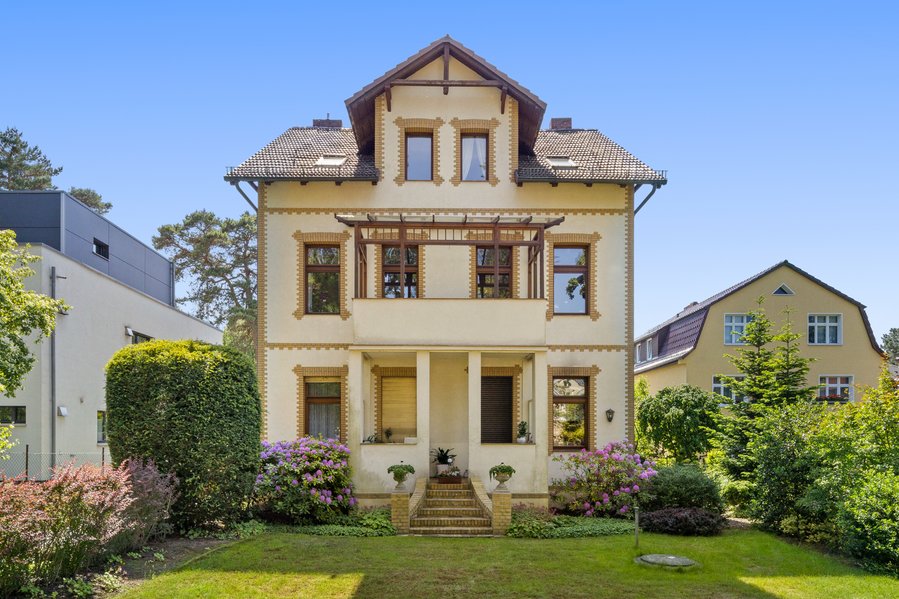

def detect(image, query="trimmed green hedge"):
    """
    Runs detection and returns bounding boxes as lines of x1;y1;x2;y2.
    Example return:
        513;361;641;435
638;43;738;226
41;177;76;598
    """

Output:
106;340;260;529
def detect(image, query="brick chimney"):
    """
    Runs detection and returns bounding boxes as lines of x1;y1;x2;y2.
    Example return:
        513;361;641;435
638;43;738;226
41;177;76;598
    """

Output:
550;117;572;130
312;116;343;128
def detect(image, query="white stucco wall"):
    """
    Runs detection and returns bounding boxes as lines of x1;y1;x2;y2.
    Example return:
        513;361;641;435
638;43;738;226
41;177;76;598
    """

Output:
1;245;222;474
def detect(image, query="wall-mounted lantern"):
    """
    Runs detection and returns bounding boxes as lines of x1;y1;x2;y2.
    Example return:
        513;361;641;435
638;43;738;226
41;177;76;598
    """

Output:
605;408;615;422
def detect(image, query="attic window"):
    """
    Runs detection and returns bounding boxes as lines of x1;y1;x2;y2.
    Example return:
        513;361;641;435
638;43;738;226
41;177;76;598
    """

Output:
773;284;795;296
315;154;348;167
546;155;577;168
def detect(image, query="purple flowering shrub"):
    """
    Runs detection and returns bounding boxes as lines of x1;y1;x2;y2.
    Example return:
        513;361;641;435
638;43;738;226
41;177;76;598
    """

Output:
550;442;657;517
256;438;356;523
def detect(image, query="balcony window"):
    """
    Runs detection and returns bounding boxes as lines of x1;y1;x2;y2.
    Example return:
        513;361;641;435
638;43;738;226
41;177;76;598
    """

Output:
382;246;418;298
476;246;511;298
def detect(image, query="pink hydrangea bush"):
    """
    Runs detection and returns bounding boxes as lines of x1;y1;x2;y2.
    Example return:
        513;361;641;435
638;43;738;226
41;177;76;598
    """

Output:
256;438;356;523
551;442;657;517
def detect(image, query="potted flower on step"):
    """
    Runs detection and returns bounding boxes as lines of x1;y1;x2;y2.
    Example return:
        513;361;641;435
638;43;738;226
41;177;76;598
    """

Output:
387;462;415;490
489;463;516;490
516;421;528;443
430;447;456;475
435;465;464;484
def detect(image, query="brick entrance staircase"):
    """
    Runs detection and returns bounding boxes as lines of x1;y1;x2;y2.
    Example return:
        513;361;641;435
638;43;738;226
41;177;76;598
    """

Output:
410;479;493;536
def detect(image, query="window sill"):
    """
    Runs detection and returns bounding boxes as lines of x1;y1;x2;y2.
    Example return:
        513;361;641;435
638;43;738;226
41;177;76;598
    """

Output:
552;447;589;453
480;442;535;446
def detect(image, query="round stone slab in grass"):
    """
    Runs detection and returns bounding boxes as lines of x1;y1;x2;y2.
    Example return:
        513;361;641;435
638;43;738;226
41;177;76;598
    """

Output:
635;554;698;569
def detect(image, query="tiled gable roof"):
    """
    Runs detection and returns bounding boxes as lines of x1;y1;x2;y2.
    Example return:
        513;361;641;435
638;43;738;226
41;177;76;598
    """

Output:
225;128;378;182
225;127;664;184
517;129;666;184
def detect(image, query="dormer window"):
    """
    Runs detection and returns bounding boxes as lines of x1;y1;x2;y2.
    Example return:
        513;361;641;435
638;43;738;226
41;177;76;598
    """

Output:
547;155;577;168
316;154;348;167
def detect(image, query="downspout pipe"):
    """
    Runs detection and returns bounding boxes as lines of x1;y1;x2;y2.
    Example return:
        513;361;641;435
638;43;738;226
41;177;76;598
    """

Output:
50;266;58;468
231;181;258;212
634;183;661;216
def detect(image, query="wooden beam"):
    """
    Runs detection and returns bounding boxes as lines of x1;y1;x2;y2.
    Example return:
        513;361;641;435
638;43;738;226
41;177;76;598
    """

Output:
384;85;391;111
500;86;507;114
390;79;504;88
443;45;450;95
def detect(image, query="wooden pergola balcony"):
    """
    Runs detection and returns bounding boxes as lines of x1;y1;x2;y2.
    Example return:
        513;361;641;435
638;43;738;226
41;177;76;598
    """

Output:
335;213;564;300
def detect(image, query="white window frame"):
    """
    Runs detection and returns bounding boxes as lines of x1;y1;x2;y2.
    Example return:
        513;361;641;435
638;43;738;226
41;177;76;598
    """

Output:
635;344;641;363
808;313;842;345
818;375;853;402
646;338;654;360
712;375;746;404
724;313;751;345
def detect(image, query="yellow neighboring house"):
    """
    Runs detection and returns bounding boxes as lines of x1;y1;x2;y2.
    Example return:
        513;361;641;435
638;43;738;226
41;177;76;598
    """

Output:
225;37;666;510
634;260;883;402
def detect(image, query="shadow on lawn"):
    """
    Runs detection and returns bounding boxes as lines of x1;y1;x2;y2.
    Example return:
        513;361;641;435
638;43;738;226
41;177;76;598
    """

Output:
142;530;899;599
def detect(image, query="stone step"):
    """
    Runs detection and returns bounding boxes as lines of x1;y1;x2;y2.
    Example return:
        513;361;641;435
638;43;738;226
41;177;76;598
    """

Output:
411;517;491;528
410;526;493;537
417;507;485;518
426;489;474;498
426;482;469;491
423;498;477;508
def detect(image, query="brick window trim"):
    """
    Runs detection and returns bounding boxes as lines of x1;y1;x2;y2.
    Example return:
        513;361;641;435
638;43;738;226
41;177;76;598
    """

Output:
372;366;417;439
545;232;601;321
394;117;445;186
450;117;500;187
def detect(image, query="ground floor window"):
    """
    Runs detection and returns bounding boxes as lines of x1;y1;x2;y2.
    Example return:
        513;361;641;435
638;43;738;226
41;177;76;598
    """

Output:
306;378;342;439
552;377;587;449
380;376;417;440
712;375;746;403
97;410;108;443
481;376;513;443
819;375;853;402
0;405;26;425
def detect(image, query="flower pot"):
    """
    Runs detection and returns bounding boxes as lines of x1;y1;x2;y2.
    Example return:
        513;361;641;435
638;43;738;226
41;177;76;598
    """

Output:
516;437;527;444
392;472;409;491
493;472;511;490
436;463;450;475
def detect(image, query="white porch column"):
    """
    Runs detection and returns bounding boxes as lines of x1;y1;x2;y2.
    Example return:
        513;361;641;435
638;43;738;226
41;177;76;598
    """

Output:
533;351;549;486
347;350;364;449
416;351;430;450
467;351;482;477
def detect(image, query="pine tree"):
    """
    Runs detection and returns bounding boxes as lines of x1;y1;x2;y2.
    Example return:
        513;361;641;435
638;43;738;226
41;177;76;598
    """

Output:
0;127;62;190
770;308;818;406
68;186;112;215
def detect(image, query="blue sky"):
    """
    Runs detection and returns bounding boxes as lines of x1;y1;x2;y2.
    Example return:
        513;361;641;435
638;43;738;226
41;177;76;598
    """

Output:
3;1;897;339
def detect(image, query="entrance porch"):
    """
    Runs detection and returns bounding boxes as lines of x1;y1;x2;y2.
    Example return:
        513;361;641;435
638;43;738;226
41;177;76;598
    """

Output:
347;349;548;501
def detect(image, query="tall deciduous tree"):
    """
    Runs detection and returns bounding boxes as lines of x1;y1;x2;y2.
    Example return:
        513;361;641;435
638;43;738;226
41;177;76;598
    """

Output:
0;230;69;397
68;186;112;215
0;127;62;190
152;211;257;358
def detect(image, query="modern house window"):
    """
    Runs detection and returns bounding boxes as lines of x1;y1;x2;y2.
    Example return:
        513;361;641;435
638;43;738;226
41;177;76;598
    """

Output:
547;155;577;168
481;376;513;443
476;246;512;298
461;134;488;181
819;375;853;402
646;339;654;360
97;410;108;443
635;343;642;363
724;314;751;344
382;246;418;298
305;245;341;314
553;246;588;314
712;375;746;403
315;154;348;167
552;377;587;449
92;238;109;260
808;314;841;345
305;379;341;439
132;332;153;344
0;406;26;424
405;133;433;181
380;376;417;439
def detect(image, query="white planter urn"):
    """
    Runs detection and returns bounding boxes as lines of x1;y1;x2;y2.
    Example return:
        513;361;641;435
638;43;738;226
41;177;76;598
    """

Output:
493;472;511;490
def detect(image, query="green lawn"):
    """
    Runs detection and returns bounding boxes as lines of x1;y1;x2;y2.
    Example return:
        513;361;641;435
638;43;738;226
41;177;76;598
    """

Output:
119;529;898;599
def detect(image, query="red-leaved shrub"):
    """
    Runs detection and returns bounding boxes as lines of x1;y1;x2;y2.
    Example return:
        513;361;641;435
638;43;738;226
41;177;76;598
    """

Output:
0;460;177;594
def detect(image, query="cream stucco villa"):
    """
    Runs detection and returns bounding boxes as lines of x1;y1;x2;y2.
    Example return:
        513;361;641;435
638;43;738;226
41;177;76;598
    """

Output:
225;37;666;513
